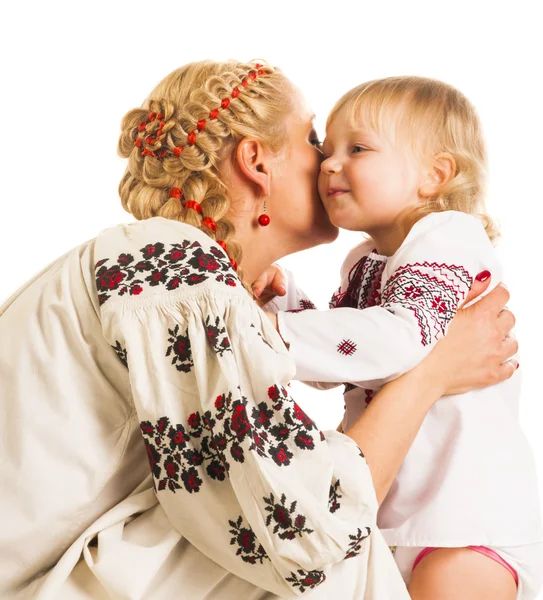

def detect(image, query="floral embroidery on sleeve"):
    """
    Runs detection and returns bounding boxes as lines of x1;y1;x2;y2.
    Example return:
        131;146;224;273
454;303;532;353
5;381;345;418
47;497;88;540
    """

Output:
95;240;238;305
111;341;128;368
138;384;321;495
204;315;232;356
345;527;371;559
264;493;314;540
286;569;326;593
229;515;270;564
328;479;342;514
166;325;194;373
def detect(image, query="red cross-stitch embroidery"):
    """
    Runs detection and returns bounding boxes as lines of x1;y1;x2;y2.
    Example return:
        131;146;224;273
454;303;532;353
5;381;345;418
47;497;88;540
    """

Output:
286;569;326;592
328;479;342;513
95;239;238;305
139;384;320;495
286;298;317;314
382;262;471;346
345;527;372;559
331;254;386;309
337;339;357;356
264;492;314;540
229;515;270;565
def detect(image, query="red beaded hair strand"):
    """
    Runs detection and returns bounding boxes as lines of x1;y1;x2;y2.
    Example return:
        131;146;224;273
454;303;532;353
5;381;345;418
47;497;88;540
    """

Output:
216;239;238;271
169;187;182;200
134;64;270;159
185;200;202;214
202;217;217;232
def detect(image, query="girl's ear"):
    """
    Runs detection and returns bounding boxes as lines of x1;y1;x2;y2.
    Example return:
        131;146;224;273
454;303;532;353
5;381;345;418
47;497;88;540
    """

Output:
235;138;271;197
419;152;456;198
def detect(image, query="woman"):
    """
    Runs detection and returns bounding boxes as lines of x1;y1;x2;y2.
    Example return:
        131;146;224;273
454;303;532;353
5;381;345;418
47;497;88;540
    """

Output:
0;60;518;599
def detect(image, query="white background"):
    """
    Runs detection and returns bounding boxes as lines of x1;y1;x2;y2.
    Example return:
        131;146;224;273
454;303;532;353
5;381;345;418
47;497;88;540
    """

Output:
1;0;542;590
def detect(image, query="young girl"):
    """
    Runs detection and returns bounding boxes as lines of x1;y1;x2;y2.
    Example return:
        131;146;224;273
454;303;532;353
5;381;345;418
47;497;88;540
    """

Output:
260;77;543;599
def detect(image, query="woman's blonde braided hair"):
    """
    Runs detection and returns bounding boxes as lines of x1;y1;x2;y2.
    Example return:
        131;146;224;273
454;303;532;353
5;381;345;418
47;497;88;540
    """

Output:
118;60;294;281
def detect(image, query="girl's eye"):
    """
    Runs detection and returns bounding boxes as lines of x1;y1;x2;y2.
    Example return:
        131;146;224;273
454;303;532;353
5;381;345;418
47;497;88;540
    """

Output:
310;138;323;149
352;145;367;154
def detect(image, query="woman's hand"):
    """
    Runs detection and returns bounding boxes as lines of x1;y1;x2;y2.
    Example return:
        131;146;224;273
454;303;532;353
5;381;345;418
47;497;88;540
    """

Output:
420;276;518;397
252;263;287;305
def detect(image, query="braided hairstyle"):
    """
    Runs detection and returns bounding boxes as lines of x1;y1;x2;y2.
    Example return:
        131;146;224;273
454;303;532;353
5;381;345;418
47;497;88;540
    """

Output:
117;60;295;282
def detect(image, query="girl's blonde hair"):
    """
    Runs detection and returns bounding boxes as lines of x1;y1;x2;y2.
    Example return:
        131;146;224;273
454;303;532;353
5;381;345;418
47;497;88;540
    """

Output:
328;76;499;242
118;59;294;281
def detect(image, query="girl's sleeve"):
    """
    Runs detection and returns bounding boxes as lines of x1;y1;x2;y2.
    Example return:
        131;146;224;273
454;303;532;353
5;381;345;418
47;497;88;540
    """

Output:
96;238;380;597
278;212;499;388
262;267;318;314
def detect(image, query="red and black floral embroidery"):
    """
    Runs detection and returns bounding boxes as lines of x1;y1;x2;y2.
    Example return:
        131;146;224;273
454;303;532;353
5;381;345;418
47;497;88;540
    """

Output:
382;262;471;346
328;479;342;514
228;515;270;564
139;384;321;494
166;324;194;372
345;526;371;559
204;315;231;357
111;341;128;368
95;239;238;305
286;569;326;593
263;492;314;540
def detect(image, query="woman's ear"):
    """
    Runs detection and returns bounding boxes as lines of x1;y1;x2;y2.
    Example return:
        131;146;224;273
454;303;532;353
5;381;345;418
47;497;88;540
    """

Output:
235;138;271;197
419;152;456;198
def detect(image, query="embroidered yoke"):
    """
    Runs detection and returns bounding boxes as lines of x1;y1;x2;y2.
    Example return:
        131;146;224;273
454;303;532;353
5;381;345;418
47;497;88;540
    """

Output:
276;211;543;548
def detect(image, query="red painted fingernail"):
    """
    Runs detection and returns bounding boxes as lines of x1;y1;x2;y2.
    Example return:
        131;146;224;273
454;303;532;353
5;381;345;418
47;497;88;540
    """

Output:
516;363;520;370
476;270;491;282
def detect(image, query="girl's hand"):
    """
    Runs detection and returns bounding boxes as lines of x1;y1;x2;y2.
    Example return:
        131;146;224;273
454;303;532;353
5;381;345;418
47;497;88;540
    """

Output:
252;263;287;305
422;275;518;397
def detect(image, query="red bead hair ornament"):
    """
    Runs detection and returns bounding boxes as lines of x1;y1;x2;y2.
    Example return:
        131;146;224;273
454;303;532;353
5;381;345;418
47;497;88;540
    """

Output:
185;200;202;213
202;216;217;232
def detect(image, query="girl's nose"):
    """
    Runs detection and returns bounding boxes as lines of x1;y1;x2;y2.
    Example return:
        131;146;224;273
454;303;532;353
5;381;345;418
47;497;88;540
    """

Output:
320;156;342;174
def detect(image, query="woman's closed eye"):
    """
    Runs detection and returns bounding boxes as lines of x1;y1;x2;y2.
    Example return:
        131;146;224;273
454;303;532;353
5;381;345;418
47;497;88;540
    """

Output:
310;137;323;152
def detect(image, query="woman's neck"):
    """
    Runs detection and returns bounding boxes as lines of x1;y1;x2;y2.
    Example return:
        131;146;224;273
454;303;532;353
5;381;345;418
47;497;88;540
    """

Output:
233;225;294;285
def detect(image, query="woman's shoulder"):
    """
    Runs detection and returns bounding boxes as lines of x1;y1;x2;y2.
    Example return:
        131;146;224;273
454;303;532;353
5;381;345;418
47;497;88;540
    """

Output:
94;217;243;307
96;216;211;251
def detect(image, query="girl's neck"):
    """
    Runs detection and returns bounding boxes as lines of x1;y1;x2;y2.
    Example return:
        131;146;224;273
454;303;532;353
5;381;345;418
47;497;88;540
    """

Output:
368;226;409;257
368;208;419;256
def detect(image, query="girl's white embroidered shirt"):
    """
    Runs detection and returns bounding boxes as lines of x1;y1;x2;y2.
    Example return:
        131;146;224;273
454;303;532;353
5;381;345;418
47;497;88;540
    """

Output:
276;211;543;548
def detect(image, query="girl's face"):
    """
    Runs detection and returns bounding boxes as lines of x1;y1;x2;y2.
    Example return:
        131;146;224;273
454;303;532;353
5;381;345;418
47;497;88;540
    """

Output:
318;107;425;253
271;90;338;247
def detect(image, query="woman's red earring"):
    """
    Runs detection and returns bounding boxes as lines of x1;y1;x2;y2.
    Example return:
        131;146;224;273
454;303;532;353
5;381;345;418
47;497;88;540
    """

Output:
258;197;270;227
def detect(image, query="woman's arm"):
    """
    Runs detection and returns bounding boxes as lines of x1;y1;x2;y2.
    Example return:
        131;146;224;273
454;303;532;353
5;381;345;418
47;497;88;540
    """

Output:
345;282;517;504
